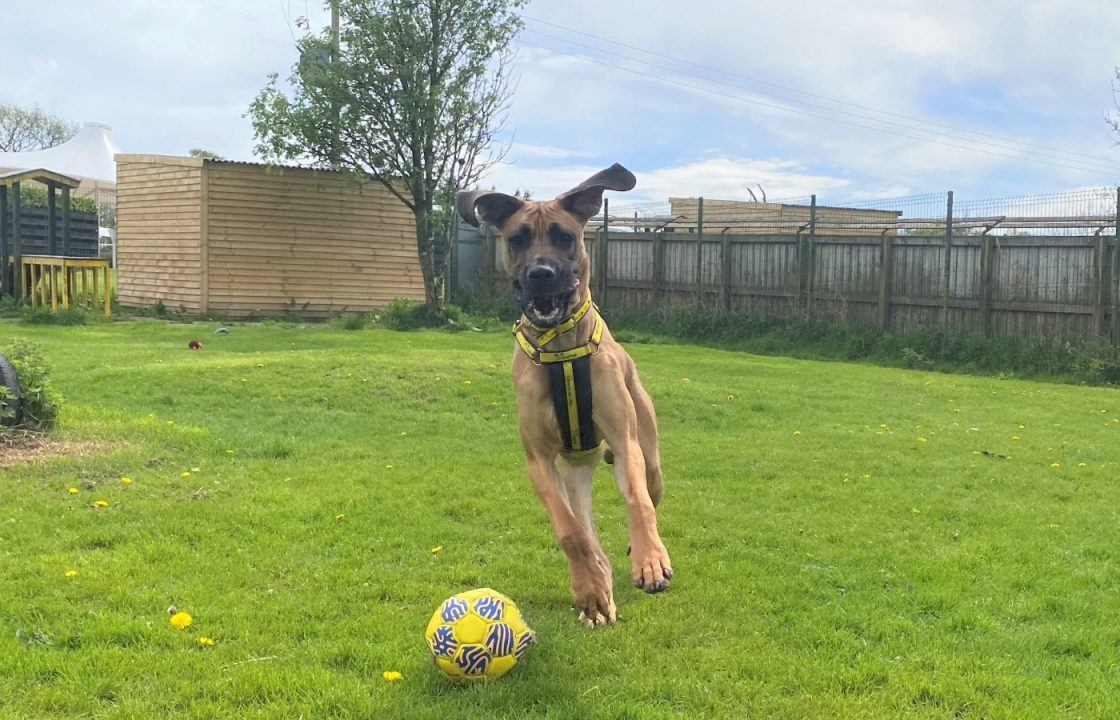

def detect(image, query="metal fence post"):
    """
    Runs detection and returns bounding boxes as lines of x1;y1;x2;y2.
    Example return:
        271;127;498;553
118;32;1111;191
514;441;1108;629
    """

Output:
600;197;609;301
942;190;954;328
695;197;704;307
1112;186;1120;346
807;194;817;314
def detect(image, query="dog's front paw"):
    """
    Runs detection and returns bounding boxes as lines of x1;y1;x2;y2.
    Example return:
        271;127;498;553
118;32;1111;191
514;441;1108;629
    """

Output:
631;541;673;594
571;557;616;628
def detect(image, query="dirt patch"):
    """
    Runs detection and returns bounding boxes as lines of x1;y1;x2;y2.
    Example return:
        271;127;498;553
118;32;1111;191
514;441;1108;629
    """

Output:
0;430;114;469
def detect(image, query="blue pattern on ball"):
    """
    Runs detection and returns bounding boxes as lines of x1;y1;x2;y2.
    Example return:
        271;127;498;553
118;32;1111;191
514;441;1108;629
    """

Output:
430;625;458;657
440;597;468;623
473;595;506;621
485;622;515;656
455;645;492;675
514;630;536;659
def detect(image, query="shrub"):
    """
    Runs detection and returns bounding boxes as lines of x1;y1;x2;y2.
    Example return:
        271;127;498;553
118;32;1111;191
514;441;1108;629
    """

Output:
17;184;99;215
376;299;464;331
0;339;63;430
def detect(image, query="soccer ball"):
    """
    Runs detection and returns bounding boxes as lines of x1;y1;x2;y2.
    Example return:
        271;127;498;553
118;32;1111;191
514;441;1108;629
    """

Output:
425;588;535;683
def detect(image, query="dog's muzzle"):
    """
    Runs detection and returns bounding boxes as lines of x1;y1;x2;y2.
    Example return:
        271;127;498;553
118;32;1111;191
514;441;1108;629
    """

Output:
514;263;580;328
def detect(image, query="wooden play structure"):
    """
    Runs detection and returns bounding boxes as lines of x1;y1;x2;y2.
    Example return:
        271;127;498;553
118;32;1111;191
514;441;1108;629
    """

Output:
0;168;112;315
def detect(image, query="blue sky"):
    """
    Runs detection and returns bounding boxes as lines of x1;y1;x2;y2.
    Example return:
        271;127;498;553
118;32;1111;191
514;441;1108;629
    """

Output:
5;1;1120;206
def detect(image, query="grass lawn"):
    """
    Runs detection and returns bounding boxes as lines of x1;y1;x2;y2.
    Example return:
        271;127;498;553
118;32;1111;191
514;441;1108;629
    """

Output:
2;318;1119;719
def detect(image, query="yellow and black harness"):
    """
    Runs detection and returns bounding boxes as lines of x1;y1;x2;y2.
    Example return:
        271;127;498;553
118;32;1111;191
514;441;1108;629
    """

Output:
513;293;605;457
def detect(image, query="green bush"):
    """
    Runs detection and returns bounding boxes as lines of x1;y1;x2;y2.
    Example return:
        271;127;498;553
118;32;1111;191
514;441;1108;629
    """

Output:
0;339;63;430
17;185;99;215
375;298;464;331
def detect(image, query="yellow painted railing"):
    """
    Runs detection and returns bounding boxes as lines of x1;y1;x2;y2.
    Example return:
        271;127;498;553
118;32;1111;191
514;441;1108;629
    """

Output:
20;255;112;317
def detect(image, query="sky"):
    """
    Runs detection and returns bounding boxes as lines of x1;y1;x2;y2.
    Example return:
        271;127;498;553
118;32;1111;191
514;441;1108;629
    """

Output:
5;1;1120;207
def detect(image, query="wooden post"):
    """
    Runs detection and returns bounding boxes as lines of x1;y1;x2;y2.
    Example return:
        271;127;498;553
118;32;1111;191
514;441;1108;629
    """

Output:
103;265;111;317
61;260;69;309
0;185;7;297
807;194;817;314
1111;186;1120;346
979;233;994;336
47;182;58;255
942;191;954;328
878;234;893;329
720;228;732;312
795;231;806;314
61;186;71;256
695;197;704;307
652;229;664;301
1094;233;1107;337
12;181;22;299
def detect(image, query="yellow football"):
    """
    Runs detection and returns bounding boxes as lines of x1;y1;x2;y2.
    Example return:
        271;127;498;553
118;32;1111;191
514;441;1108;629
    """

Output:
424;587;535;683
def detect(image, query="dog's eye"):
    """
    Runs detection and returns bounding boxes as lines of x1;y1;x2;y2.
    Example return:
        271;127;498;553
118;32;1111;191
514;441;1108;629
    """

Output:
507;227;531;250
549;225;575;247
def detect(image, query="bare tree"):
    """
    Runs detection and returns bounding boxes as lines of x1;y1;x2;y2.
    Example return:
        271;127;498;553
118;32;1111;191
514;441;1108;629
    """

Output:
0;103;78;152
1109;67;1120;144
249;0;523;307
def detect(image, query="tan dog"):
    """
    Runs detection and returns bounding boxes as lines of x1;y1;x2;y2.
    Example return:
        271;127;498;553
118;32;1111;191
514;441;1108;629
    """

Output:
457;164;672;627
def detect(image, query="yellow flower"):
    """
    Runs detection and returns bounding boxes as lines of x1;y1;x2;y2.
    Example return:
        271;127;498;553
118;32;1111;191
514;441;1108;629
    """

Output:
121;476;132;484
93;500;109;508
463;380;472;385
382;671;403;682
912;508;921;514
793;430;801;436
65;570;78;578
1050;463;1061;469
1078;462;1087;467
226;449;234;455
385;464;394;470
166;420;175;426
180;471;191;478
335;514;345;522
198;636;215;647
431;545;443;554
68;487;79;495
727;394;735;400
191;467;201;472
918;437;928;443
170;612;193;630
1012;435;1020;441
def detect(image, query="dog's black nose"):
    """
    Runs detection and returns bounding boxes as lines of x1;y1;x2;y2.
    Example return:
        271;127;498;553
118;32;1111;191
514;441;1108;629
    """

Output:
526;265;556;282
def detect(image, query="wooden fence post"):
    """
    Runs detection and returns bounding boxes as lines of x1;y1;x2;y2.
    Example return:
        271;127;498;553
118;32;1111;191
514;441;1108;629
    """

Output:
720;228;732;312
942;191;954;328
979;233;994;336
1112;186;1120;346
12;181;21;300
652;229;664;303
878;233;893;329
695;197;704;307
1094;233;1107;337
61;186;71;256
47;182;58;255
0;185;8;297
795;231;807;315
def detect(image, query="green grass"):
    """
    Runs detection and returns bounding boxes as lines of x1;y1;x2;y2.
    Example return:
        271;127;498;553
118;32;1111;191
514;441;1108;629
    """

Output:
2;319;1119;719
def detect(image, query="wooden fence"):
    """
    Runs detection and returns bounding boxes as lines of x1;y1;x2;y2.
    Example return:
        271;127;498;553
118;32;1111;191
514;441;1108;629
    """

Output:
474;229;1120;344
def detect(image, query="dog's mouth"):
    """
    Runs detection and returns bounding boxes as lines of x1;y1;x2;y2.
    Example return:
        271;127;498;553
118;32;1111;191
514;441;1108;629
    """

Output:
515;278;581;328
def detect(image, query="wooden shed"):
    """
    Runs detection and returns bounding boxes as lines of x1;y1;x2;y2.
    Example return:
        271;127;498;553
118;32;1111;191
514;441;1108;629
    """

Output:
115;154;424;317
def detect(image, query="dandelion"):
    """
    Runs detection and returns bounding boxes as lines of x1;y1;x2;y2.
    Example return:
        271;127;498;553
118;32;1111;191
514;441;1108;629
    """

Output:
1019;424;1025;429
918;437;928;443
727;394;735;400
386;464;394;470
793;430;801;436
1078;462;1087;467
431;545;443;554
65;570;78;579
335;514;345;522
166;420;175;426
68;487;79;495
1050;463;1061;469
912;508;921;514
463;380;472;385
121;476;132;484
382;671;403;682
1012;436;1020;441
198;636;215;647
180;471;191;478
682;377;692;384
191;467;201;473
170;612;193;630
93;500;109;508
226;449;234;455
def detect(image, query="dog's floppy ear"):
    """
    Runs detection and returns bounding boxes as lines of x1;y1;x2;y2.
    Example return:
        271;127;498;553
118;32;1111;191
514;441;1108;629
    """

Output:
556;163;637;224
456;190;524;230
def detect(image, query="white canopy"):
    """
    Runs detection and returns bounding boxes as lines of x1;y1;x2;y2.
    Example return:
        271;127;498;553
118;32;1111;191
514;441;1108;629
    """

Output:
0;122;121;185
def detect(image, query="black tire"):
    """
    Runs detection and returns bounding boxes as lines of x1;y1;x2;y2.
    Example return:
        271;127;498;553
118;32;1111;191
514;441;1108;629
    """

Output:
0;353;23;427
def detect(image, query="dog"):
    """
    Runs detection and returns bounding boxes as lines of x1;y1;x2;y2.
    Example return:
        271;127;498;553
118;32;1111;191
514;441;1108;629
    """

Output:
457;164;672;627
